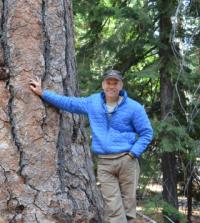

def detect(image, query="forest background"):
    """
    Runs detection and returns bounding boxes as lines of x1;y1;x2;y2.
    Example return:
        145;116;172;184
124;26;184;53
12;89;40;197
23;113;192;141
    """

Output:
73;0;200;222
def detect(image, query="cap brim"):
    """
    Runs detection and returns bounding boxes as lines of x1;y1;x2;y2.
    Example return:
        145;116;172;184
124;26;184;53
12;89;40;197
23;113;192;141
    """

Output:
103;75;122;80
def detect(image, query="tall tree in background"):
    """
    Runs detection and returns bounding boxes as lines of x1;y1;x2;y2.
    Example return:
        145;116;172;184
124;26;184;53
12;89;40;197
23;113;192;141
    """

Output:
0;0;103;222
158;0;179;221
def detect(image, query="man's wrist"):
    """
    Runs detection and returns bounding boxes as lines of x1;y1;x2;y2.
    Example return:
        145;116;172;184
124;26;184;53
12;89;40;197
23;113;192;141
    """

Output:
128;152;136;159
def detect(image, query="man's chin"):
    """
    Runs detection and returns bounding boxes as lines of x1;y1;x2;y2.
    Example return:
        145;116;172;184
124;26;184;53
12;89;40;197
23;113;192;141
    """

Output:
107;95;117;98
106;92;117;96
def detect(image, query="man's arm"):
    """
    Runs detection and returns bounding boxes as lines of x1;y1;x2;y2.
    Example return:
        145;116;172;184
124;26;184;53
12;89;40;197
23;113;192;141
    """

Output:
29;78;89;115
129;104;153;158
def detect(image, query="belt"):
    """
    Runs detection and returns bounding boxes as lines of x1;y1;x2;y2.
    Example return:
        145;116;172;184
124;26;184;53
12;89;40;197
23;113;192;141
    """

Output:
98;152;128;159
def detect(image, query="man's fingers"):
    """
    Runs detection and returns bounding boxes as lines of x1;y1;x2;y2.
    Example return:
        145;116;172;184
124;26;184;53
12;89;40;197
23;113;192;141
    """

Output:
30;85;35;91
29;77;42;96
36;76;40;82
29;78;40;86
29;80;36;88
29;79;36;84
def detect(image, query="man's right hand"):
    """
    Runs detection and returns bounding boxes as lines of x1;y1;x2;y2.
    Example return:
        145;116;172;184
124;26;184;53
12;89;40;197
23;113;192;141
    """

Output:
29;77;42;96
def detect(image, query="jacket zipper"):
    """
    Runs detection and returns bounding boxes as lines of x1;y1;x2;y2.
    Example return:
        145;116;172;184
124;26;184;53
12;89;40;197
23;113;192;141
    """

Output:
102;95;125;153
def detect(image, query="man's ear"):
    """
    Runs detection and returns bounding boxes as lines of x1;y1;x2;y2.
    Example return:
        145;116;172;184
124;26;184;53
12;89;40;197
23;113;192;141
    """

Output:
120;80;123;89
102;81;105;90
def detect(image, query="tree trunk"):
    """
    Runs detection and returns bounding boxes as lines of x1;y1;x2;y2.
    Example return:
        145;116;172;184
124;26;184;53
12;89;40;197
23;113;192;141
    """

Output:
186;161;195;223
0;0;104;222
186;174;193;223
158;0;179;222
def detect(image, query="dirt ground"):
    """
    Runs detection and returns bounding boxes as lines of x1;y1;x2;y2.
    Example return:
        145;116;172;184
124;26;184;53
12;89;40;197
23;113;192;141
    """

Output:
134;216;150;223
191;216;200;223
135;211;200;223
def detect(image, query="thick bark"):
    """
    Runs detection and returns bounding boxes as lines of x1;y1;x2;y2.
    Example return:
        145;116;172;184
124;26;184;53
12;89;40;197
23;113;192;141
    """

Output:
0;0;104;222
158;0;179;221
186;172;193;223
161;153;178;209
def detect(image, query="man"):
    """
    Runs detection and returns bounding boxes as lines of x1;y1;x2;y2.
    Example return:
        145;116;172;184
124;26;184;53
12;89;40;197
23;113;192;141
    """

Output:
30;70;153;223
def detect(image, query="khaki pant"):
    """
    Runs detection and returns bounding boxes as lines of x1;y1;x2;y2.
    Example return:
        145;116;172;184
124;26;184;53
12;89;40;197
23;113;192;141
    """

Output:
97;155;140;223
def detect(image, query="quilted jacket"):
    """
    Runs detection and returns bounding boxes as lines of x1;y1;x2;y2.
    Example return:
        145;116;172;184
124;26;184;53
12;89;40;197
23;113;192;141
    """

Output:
42;90;153;158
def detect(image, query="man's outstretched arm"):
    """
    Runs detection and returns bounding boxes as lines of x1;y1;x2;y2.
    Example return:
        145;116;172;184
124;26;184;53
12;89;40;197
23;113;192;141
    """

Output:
29;78;89;115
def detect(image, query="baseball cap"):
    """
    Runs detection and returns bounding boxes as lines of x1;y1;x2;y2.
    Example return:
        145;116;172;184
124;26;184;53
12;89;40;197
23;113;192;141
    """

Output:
103;70;123;81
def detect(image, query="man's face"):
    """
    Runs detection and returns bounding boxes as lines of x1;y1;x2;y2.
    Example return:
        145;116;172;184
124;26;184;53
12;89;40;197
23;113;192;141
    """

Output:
102;78;123;100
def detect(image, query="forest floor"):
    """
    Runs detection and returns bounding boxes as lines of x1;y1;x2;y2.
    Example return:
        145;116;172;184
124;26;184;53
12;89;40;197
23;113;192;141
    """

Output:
136;183;200;223
134;214;200;223
135;207;200;223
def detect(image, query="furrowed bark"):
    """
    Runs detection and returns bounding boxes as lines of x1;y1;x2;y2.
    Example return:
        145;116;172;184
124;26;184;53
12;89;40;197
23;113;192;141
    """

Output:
0;0;104;222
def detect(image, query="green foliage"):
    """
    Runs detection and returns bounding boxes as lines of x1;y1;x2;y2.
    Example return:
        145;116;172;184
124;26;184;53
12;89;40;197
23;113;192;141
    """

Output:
143;195;187;223
74;0;158;95
130;60;160;79
162;201;187;223
143;194;163;216
153;118;199;157
138;153;161;196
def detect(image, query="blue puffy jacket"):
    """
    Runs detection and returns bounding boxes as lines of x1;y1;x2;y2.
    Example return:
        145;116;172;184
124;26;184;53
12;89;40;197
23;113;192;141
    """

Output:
42;90;153;158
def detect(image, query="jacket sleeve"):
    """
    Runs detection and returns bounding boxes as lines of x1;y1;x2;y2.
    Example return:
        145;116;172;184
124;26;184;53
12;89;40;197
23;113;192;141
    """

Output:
130;104;153;158
41;90;89;115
